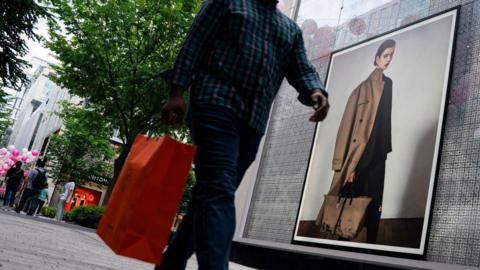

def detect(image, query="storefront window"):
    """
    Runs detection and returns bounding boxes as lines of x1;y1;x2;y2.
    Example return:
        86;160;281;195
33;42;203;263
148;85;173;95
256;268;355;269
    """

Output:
295;0;431;61
64;186;102;212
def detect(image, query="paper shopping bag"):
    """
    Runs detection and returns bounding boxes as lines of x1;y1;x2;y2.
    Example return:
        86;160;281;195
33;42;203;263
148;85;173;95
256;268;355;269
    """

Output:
97;135;196;264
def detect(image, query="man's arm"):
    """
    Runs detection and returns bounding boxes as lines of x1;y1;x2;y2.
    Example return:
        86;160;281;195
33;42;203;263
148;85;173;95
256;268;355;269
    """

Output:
286;29;329;122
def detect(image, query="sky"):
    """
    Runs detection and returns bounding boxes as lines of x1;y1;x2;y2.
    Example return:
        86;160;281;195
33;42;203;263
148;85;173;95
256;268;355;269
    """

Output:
24;18;58;71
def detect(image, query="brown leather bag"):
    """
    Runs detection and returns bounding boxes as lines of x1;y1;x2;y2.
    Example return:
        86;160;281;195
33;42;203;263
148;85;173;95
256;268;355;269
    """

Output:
319;183;372;240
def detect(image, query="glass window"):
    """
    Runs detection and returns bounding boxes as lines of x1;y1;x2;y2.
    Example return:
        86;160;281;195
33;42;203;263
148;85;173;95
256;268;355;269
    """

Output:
391;3;399;27
42;79;55;96
277;0;298;18
379;8;387;32
296;0;402;56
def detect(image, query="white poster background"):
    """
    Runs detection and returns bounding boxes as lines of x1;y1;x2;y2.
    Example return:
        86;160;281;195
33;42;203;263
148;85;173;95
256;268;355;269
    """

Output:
294;10;457;255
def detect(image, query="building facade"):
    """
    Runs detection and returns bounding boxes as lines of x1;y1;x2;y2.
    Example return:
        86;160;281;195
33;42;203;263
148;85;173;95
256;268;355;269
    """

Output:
8;60;80;154
7;58;113;211
234;0;480;269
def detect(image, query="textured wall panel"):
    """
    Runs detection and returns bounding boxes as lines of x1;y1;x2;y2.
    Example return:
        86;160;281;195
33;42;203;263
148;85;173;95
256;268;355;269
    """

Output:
243;0;480;267
426;0;480;266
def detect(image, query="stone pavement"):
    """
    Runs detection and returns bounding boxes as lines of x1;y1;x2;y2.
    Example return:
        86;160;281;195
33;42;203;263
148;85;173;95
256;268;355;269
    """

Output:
0;208;254;270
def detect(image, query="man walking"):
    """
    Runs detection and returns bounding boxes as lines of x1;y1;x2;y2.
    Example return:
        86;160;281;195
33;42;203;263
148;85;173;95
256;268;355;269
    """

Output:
15;160;47;213
159;0;329;269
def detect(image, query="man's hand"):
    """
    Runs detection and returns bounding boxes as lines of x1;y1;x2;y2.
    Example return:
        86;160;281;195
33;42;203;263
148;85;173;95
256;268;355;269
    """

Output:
309;90;329;122
161;85;186;128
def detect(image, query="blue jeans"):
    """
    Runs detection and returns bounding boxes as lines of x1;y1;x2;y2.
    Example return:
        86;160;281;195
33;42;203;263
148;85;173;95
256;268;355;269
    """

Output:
3;187;17;207
156;105;263;270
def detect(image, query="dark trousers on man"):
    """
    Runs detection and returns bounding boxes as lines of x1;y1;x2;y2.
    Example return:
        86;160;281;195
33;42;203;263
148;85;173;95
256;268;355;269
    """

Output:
156;105;263;270
354;160;386;244
3;186;17;207
28;198;45;215
15;188;35;213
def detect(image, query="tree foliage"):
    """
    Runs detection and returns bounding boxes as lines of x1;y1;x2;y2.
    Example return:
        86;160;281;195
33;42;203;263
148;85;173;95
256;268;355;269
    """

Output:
0;90;12;144
0;0;49;90
47;102;114;184
46;0;200;152
179;170;196;213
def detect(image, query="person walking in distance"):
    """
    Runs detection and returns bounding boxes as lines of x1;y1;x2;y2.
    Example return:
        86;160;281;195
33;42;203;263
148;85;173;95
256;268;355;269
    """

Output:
55;175;75;221
28;182;49;216
158;0;330;269
3;161;24;207
15;160;47;213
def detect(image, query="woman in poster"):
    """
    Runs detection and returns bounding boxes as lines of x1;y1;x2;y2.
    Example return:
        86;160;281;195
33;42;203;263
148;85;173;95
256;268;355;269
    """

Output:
316;39;396;244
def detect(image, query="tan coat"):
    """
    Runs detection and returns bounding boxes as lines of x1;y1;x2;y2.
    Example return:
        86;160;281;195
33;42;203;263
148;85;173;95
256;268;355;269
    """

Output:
315;68;385;225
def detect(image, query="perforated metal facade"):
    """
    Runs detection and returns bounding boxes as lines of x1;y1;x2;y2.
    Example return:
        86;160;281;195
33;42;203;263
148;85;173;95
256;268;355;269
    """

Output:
243;0;480;267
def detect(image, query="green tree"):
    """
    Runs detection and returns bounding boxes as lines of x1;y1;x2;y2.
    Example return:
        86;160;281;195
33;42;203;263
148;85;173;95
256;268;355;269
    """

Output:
47;102;114;184
46;0;200;200
179;170;196;213
0;90;12;144
0;1;49;90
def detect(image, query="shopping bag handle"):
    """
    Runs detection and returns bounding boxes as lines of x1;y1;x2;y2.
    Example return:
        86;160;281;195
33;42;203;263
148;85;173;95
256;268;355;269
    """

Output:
338;182;354;205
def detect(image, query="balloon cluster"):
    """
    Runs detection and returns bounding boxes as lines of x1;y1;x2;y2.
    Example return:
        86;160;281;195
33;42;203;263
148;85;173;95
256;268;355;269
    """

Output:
301;19;336;64
0;146;40;176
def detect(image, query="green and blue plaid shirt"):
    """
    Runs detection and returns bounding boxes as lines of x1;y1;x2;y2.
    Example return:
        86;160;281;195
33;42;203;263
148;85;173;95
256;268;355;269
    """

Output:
165;0;325;133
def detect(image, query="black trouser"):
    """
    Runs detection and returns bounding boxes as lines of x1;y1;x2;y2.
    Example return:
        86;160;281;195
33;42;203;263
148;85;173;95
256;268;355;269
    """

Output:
15;188;36;213
354;160;386;244
28;198;45;215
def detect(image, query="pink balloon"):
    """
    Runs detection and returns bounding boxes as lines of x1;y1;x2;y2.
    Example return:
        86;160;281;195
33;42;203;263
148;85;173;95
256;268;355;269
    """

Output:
12;150;20;157
21;156;27;161
301;19;318;35
10;156;17;162
31;151;39;156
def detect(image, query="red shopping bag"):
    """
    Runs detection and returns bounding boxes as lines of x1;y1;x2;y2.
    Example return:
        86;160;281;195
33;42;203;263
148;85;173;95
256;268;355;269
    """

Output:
97;135;196;264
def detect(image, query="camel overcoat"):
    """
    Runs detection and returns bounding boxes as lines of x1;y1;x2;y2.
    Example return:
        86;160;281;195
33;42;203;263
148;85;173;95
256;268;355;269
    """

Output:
315;68;386;226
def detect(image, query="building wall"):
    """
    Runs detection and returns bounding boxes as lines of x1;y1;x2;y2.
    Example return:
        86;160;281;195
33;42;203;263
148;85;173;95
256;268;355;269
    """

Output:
8;63;79;153
239;0;480;268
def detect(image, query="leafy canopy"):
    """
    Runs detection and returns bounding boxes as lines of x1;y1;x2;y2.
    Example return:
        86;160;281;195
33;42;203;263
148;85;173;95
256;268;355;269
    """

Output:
47;101;114;183
0;1;49;90
46;0;200;150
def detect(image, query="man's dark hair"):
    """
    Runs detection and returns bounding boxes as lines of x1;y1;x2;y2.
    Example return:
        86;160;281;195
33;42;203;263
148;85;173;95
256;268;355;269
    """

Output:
374;39;396;65
15;161;22;167
36;159;46;168
68;174;75;182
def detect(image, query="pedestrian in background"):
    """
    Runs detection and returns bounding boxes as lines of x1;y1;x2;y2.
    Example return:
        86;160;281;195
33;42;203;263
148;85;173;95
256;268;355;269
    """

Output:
55;175;75;221
158;0;329;269
15;159;47;213
3;161;24;207
28;182;49;216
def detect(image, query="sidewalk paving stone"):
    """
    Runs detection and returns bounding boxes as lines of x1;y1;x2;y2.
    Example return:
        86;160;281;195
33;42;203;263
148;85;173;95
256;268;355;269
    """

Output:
0;209;254;270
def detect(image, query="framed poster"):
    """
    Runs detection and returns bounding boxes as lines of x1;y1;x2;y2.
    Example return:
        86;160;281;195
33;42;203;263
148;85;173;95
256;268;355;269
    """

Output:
293;8;458;257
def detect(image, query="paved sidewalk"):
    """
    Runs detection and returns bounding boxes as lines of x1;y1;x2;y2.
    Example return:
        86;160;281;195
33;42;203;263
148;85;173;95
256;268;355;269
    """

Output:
0;209;254;270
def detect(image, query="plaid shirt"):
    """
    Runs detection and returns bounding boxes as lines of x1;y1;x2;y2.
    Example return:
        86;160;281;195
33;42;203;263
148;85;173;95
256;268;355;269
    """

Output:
164;0;325;133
